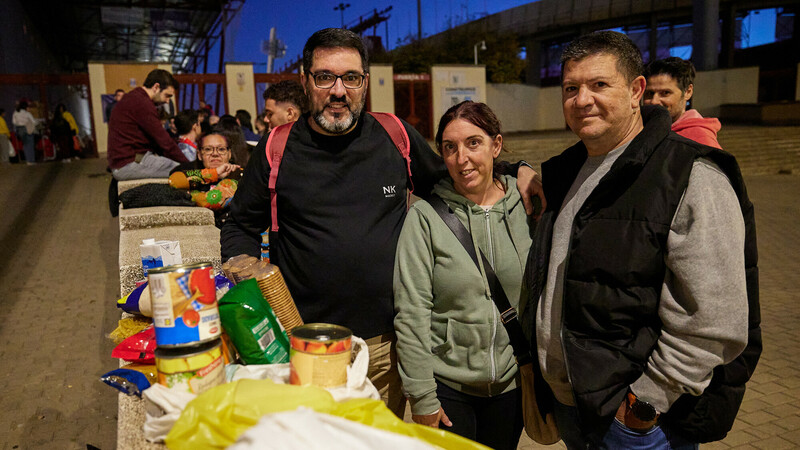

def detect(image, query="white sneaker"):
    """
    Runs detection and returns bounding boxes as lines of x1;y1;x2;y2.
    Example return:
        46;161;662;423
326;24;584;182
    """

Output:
62;158;72;163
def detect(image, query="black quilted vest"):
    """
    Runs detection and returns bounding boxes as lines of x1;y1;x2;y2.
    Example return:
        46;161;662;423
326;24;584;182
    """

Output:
522;106;761;443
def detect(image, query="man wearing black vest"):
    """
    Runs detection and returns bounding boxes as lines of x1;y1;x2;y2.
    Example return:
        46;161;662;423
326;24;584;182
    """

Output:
522;31;760;448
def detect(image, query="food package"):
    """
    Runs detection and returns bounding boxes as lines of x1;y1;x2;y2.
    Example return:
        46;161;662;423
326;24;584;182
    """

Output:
117;282;153;317
218;278;289;364
109;316;153;344
112;326;157;364
140;239;182;275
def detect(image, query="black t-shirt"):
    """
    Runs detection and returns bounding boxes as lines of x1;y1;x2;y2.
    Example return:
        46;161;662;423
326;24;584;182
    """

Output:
221;113;446;338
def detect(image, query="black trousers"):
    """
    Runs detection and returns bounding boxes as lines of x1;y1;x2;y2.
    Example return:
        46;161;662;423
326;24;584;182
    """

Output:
436;381;523;450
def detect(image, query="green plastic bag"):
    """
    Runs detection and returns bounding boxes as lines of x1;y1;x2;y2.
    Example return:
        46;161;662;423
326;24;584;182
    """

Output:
166;379;490;449
218;278;290;364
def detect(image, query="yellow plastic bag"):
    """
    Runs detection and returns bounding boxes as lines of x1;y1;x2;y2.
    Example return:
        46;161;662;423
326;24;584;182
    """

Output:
165;379;489;450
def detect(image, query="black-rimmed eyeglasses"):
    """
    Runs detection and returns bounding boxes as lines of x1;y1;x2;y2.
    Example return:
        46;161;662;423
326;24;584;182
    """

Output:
309;72;365;89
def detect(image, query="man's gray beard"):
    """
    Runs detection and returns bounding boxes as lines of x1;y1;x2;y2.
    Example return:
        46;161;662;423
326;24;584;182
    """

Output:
313;101;364;134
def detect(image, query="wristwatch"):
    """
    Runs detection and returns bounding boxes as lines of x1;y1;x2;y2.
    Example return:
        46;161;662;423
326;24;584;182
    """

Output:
627;391;659;422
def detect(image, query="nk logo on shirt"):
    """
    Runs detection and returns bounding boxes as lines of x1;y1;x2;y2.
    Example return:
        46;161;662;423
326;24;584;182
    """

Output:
383;185;397;198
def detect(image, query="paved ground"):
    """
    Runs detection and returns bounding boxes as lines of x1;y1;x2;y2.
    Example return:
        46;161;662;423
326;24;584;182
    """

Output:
0;156;798;449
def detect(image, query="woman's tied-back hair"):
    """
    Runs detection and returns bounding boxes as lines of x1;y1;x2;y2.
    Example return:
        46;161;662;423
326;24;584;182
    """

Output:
560;30;643;83
302;28;369;75
435;101;504;153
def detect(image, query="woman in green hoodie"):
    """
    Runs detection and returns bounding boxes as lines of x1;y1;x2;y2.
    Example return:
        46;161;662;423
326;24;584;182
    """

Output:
394;101;534;450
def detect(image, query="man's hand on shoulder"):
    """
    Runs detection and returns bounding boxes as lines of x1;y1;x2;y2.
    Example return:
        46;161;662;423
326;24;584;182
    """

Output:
516;164;546;219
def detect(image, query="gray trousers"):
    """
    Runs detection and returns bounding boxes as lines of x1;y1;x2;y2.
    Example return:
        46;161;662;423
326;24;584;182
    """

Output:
112;152;179;181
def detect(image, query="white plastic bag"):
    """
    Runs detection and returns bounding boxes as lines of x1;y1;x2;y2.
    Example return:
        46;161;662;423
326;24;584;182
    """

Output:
142;384;195;442
143;335;377;442
228;407;435;450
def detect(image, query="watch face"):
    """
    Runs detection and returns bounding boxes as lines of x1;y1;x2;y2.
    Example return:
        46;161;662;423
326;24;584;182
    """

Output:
631;400;658;422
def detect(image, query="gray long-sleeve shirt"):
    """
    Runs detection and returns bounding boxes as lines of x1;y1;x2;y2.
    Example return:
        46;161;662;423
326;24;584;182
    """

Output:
536;151;749;413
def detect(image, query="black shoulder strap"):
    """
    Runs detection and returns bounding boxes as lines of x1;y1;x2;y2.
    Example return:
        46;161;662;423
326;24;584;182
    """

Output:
427;195;533;366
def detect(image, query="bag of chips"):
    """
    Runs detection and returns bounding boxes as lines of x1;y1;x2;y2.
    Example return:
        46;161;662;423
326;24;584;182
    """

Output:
112;326;157;364
218;279;289;364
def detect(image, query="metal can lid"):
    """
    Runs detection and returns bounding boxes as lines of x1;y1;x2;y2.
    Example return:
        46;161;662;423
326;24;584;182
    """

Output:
291;323;352;342
148;261;213;275
154;338;222;359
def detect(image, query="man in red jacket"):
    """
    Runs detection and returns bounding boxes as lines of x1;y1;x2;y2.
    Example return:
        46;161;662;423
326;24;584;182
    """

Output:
107;69;189;180
643;57;722;149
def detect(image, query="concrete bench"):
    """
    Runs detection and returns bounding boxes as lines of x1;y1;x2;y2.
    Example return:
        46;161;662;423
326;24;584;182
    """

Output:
119;206;215;231
118;225;221;296
118;178;169;195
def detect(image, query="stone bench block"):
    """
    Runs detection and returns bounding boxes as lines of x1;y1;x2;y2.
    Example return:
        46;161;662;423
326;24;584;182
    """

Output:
119;206;214;231
119;225;221;296
118;394;165;450
118;178;169;195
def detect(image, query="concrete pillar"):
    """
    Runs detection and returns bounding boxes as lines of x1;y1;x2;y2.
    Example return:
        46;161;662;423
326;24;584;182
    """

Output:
719;5;737;69
692;0;720;71
525;38;542;86
431;65;486;134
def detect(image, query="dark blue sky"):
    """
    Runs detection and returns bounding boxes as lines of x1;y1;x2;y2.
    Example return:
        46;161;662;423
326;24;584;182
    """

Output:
227;0;531;72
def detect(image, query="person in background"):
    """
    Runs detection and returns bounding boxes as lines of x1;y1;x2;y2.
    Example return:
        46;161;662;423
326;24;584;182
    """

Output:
12;100;38;165
643;57;722;148
0;109;11;164
394;101;531;450
235;109;260;142
171;131;241;228
51;104;76;162
522;31;758;448
199;100;215;116
262;80;307;131
105;89;125;122
174;109;202;161
107;69;189;180
214;115;250;168
254;111;268;136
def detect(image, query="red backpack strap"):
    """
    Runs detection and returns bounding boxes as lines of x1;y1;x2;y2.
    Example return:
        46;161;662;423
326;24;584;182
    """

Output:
368;112;414;195
265;122;295;232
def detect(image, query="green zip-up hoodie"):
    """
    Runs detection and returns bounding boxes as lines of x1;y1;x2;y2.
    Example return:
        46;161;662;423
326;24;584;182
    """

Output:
393;174;534;416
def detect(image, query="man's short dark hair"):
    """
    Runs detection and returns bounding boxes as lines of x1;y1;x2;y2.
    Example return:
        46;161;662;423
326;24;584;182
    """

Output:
115;89;125;95
174;109;199;136
263;80;308;113
302;28;369;75
143;69;179;90
643;57;696;93
235;109;253;132
561;31;643;83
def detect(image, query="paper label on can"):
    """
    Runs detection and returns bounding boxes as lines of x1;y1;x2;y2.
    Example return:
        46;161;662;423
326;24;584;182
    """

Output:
158;355;224;394
150;266;220;346
289;349;350;388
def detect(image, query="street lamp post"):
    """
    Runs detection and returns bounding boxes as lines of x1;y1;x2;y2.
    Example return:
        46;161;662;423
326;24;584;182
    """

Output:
474;40;486;65
334;3;351;28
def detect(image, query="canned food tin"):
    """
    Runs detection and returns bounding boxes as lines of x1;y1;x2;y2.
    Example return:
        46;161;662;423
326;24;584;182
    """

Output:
148;262;220;347
155;339;225;394
289;323;352;388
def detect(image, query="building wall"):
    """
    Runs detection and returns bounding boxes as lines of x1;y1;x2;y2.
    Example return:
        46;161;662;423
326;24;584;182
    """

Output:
486;83;564;132
797;63;800;102
224;63;257;122
431;65;486;134
369;64;394;113
694;66;759;117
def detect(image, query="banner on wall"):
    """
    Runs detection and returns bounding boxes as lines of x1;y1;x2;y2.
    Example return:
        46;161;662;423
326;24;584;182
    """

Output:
442;87;478;109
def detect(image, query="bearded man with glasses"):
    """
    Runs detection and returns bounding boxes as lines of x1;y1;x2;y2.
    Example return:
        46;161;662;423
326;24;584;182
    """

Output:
222;28;544;418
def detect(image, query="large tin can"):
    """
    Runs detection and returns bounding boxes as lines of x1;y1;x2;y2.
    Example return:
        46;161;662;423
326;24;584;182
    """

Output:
289;324;352;388
155;339;225;394
148;262;220;347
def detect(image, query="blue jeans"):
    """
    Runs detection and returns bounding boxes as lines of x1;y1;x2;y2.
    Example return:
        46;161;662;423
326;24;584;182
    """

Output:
553;401;698;450
16;126;35;163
